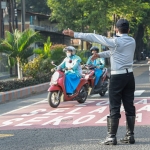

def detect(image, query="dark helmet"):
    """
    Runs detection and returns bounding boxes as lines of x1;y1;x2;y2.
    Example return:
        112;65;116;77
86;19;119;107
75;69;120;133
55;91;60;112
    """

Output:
90;46;99;53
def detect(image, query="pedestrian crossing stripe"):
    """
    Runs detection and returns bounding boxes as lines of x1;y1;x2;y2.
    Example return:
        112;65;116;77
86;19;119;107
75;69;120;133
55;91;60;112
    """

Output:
90;90;145;98
0;134;14;138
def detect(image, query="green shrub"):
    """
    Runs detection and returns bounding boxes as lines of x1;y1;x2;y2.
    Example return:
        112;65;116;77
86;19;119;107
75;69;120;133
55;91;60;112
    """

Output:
50;44;66;65
40;57;53;73
23;55;54;78
23;44;67;78
0;73;51;92
76;50;90;64
23;55;43;78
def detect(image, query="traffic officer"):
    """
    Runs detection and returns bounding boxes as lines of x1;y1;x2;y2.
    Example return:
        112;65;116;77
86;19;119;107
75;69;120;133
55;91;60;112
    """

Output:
63;18;136;145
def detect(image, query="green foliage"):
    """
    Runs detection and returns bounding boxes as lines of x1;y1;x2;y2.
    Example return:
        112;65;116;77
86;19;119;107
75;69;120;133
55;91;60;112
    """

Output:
44;36;51;57
76;50;89;64
8;56;16;67
47;0;150;35
40;57;53;72
0;29;43;78
47;0;150;59
23;55;53;78
0;29;43;62
23;55;43;78
23;44;67;78
33;36;51;59
50;44;66;65
47;0;110;34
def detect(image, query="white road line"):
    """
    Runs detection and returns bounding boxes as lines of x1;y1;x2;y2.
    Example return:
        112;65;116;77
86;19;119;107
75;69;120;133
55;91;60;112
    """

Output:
0;99;47;116
134;90;145;96
90;90;145;98
87;96;150;101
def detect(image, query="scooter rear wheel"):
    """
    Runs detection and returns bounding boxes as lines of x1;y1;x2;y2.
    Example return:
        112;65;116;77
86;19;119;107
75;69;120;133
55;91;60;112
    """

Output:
48;91;61;108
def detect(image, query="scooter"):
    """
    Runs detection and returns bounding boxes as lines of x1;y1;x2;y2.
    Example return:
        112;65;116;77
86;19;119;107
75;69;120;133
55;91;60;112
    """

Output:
47;62;89;108
82;65;109;96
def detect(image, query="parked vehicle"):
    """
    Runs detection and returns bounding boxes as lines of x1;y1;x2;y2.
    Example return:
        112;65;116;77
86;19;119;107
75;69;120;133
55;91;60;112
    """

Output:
47;62;89;108
82;65;109;96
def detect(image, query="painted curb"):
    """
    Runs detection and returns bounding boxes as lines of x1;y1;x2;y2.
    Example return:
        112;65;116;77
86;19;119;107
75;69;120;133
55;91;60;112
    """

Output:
0;82;49;104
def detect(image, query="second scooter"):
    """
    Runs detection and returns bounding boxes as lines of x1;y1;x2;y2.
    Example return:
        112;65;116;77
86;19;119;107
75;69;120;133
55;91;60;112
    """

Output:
82;65;109;96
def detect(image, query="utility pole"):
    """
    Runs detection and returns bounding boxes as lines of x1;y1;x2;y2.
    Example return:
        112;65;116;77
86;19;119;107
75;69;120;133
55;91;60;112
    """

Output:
14;0;18;29
11;0;14;30
81;13;84;51
0;0;5;38
21;0;25;31
0;0;2;38
0;0;7;38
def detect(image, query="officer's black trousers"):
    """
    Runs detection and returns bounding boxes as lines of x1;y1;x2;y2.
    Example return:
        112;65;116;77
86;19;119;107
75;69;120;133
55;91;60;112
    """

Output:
109;72;136;119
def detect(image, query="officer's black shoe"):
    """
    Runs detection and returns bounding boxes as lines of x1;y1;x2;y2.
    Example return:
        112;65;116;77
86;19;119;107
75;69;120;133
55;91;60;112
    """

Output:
120;116;135;144
101;116;119;145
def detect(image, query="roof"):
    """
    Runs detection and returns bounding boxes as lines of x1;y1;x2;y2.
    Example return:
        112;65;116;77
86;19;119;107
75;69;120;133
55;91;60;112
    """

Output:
17;9;50;18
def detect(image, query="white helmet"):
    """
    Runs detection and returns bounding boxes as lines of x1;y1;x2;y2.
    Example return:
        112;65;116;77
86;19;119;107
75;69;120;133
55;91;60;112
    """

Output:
63;46;76;55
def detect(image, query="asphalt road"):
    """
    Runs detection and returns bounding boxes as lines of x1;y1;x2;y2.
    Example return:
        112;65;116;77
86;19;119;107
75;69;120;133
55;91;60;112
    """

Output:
0;63;150;150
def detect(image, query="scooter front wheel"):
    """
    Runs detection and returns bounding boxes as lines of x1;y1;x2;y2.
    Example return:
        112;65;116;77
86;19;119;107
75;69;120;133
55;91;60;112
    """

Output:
99;91;106;96
48;91;61;108
77;86;88;103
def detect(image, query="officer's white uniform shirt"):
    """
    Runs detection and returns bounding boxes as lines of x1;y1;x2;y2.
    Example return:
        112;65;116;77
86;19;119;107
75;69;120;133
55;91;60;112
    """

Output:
74;32;136;71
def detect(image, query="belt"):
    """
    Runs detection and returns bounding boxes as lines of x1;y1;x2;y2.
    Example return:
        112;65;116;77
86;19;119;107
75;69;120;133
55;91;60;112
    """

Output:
111;68;133;75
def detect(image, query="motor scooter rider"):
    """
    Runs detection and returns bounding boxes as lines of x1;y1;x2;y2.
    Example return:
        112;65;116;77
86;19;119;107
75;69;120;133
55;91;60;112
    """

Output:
57;46;82;95
86;46;104;86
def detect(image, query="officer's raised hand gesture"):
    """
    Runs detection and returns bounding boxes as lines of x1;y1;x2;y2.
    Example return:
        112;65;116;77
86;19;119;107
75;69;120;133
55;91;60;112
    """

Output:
63;28;74;37
91;53;100;61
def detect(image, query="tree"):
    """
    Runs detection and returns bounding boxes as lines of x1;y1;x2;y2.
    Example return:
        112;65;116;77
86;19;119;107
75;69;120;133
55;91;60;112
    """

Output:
47;0;150;60
107;0;150;60
0;29;43;79
47;0;111;34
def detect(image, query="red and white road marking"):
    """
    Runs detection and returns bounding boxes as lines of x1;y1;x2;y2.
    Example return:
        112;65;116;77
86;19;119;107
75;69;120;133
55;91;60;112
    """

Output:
0;97;150;130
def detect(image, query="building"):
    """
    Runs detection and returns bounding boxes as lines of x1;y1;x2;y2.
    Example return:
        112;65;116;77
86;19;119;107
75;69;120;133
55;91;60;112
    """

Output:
3;9;71;45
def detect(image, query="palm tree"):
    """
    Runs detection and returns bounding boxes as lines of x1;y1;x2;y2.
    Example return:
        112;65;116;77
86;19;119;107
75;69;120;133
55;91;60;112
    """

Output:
0;29;43;79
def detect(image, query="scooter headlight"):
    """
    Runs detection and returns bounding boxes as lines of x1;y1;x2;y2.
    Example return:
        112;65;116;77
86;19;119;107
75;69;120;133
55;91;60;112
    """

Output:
50;72;60;85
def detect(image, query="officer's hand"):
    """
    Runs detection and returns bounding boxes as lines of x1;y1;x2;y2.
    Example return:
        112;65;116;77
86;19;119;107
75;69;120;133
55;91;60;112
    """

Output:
91;53;100;61
62;28;74;37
